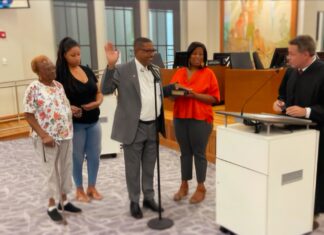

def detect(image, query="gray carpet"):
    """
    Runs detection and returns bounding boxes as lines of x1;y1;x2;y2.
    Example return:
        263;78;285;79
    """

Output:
0;138;323;235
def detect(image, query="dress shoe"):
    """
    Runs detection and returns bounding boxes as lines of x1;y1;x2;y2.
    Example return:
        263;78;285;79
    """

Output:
189;183;206;204
87;186;103;200
173;181;188;201
130;202;143;219
47;208;63;222
58;202;82;213
76;188;90;203
143;199;164;212
220;226;237;235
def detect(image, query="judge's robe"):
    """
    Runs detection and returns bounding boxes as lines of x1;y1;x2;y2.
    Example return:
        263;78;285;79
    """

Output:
278;59;324;214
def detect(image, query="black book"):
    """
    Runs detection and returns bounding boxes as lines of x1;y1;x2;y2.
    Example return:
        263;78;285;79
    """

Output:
171;88;189;96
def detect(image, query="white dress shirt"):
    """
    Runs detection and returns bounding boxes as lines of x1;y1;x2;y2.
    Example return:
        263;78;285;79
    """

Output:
135;58;161;121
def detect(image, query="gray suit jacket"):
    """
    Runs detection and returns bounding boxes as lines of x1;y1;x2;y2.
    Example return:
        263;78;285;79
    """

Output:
101;60;174;144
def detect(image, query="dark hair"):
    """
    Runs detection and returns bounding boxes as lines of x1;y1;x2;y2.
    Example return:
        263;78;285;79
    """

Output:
56;37;79;87
289;35;316;56
134;37;152;50
186;41;208;68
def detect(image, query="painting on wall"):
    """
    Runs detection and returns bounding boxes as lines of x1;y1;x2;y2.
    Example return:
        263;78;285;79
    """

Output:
221;0;297;67
0;0;29;9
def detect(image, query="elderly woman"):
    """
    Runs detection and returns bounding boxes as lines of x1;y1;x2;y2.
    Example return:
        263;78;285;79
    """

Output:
23;55;81;222
170;42;220;204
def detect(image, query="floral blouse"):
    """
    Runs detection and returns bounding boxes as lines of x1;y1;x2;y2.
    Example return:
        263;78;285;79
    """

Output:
23;80;73;140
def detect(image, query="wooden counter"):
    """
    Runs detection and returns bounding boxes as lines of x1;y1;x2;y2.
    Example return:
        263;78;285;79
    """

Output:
224;68;285;113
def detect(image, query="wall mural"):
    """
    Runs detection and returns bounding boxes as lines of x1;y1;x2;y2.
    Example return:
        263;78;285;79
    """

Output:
221;0;297;67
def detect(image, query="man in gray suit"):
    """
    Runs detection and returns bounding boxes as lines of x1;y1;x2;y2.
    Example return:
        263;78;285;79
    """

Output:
101;37;178;219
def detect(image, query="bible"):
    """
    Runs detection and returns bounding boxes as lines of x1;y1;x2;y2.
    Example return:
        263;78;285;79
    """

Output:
171;88;190;96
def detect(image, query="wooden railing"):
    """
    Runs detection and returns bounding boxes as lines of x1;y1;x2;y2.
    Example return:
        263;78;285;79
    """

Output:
0;78;35;123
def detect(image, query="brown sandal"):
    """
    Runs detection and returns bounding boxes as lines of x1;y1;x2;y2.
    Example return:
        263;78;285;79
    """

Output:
189;183;206;204
87;186;103;200
75;188;90;203
173;181;188;201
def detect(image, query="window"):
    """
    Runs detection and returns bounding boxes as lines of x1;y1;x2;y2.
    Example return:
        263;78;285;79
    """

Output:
53;0;97;69
105;0;140;63
148;0;180;68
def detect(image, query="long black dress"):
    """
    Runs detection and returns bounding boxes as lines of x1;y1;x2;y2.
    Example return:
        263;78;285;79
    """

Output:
278;59;324;214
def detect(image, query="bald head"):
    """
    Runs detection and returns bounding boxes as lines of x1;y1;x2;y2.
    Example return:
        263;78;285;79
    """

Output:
31;55;56;84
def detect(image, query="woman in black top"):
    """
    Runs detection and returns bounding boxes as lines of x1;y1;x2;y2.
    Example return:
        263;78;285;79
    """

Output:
56;37;103;202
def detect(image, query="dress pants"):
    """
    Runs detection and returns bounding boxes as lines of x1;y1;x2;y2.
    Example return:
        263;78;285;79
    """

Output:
123;122;157;203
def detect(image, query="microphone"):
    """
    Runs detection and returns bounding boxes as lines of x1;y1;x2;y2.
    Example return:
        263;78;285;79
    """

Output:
240;68;281;116
148;64;160;83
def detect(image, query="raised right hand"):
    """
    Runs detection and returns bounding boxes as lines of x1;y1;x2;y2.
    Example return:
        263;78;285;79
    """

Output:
104;42;119;68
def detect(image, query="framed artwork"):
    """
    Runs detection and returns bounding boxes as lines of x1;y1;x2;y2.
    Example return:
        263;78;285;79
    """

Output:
220;0;297;67
0;0;30;9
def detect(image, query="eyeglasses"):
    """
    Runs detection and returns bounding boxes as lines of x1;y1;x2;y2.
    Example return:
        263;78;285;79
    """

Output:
140;48;157;53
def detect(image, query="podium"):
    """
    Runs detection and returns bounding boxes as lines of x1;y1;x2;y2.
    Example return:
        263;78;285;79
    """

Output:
215;112;319;235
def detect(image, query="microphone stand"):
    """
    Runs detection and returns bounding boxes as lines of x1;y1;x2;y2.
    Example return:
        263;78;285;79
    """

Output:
147;65;173;230
240;69;280;133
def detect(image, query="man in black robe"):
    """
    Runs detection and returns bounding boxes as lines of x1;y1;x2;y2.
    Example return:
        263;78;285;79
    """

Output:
273;35;324;230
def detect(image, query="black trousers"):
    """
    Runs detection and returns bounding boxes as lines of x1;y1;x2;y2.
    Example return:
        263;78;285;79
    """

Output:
315;128;324;214
174;118;212;183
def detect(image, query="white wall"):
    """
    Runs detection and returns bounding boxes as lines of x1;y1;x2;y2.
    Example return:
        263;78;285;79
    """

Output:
186;0;209;54
179;1;188;51
0;0;109;116
0;0;56;82
301;0;324;46
180;0;220;58
207;0;221;54
302;0;321;36
0;12;24;83
139;0;149;37
93;0;107;70
0;0;56;116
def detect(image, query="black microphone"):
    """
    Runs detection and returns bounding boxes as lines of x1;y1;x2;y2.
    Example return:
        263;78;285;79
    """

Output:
148;64;160;83
240;68;281;116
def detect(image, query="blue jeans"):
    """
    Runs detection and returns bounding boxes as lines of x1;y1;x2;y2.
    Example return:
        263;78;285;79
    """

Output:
72;121;102;187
